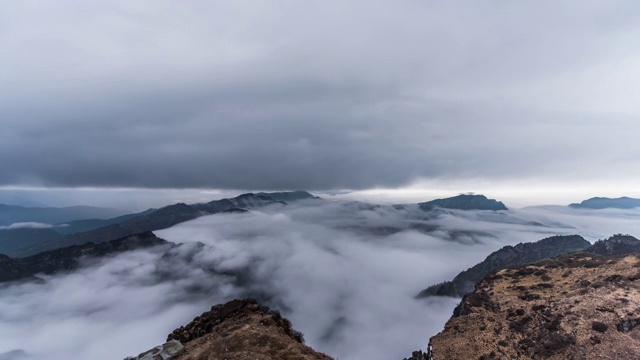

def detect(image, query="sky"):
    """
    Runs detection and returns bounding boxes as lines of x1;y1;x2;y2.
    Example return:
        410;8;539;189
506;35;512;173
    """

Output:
2;1;640;208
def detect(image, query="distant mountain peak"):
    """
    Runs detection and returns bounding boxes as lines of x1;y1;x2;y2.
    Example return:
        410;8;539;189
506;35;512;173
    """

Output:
418;194;507;211
569;196;640;209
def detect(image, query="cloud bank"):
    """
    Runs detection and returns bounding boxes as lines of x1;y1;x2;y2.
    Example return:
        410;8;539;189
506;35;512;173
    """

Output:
1;201;640;359
0;222;67;230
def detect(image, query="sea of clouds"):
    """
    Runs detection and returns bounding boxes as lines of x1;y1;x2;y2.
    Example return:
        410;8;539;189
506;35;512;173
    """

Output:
1;200;639;360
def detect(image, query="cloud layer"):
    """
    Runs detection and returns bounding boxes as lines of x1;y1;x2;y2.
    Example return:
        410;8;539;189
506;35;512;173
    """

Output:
1;200;640;359
2;1;640;190
0;222;66;230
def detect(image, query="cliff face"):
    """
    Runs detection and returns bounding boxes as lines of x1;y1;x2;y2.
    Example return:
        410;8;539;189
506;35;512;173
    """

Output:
428;252;640;359
167;299;333;360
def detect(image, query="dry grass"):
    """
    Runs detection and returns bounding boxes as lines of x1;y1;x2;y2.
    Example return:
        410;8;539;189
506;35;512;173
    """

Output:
430;254;640;360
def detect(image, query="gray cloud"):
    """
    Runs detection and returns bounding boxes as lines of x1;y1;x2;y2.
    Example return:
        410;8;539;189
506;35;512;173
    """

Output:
1;200;640;359
2;1;640;190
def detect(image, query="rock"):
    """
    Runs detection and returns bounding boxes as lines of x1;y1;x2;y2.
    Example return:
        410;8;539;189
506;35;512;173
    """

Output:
128;340;184;360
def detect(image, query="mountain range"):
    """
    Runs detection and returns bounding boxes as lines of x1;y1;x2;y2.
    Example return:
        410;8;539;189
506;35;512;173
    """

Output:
0;204;128;226
0;231;169;283
1;190;640;359
4;191;316;257
569;196;640;209
0;191;510;258
3;192;638;258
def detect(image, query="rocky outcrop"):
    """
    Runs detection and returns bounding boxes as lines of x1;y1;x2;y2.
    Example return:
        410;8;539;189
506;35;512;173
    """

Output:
0;231;169;283
427;252;640;359
163;299;333;360
127;340;185;360
418;195;507;211
586;234;640;256
417;235;591;298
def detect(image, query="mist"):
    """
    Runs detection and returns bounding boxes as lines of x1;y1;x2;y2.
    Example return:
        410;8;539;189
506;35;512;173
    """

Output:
1;200;639;360
0;222;66;230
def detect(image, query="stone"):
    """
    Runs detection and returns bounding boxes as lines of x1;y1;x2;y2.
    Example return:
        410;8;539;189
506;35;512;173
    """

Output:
129;340;185;360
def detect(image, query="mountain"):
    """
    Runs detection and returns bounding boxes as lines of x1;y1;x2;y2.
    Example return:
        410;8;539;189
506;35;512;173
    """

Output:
569;196;640;209
129;299;333;360
417;235;591;298
424;251;640;359
12;192;297;257
53;208;157;235
0;204;128;226
256;190;318;202
586;234;640;256
0;228;62;257
0;231;169;283
418;194;507;211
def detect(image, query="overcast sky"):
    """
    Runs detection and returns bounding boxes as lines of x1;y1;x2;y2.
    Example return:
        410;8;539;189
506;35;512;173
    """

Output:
2;1;640;207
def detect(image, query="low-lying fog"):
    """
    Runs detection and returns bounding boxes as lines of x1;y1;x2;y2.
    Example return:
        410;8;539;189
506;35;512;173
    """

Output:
1;200;640;360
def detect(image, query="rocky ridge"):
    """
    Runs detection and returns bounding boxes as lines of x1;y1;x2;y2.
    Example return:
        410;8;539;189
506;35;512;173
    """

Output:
418;235;591;298
587;234;640;256
421;234;640;359
132;299;333;360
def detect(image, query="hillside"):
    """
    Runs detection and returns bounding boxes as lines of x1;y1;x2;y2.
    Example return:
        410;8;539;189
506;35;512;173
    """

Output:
0;227;62;257
0;231;169;283
0;204;127;226
418;235;591;298
53;208;156;235
427;251;640;359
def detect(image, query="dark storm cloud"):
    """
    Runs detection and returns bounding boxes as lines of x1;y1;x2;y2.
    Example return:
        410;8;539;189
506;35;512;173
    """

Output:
2;1;640;190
